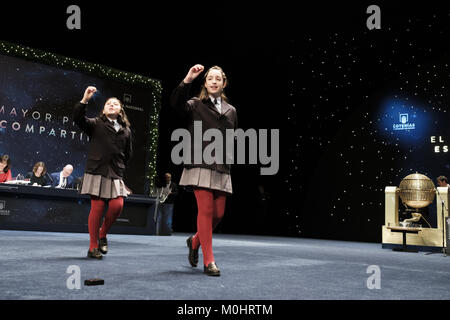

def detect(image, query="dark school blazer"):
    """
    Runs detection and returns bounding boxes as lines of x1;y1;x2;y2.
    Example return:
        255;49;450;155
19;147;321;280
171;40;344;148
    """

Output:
73;102;132;179
170;81;238;174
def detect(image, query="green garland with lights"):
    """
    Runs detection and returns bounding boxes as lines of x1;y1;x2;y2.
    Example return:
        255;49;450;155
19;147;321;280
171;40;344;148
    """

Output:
0;40;162;192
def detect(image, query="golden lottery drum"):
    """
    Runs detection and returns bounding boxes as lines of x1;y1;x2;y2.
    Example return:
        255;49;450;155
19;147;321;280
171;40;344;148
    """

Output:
398;173;435;208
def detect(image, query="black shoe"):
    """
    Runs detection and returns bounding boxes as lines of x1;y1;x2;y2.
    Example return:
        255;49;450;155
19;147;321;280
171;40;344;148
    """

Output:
99;238;108;255
204;262;220;276
87;248;103;260
186;236;199;267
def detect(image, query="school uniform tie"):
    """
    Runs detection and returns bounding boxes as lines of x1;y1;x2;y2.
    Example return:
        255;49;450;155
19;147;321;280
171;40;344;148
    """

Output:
213;98;221;114
113;120;120;132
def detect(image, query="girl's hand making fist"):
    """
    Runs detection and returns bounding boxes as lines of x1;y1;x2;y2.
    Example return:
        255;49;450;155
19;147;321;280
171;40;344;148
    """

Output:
81;86;97;104
183;64;204;84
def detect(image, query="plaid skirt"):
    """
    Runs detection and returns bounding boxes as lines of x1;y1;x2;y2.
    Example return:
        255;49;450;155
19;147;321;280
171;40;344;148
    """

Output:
80;173;130;199
179;167;232;194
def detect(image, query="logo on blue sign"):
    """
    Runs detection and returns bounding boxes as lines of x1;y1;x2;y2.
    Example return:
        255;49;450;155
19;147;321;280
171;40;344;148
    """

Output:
393;113;415;131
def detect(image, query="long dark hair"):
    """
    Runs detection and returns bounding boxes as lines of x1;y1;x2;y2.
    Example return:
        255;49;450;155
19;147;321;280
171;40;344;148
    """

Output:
198;66;229;102
100;97;131;128
0;155;11;173
32;162;47;176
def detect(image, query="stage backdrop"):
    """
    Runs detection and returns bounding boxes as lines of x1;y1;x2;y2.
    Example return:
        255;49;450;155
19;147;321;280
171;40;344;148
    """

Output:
0;42;161;195
286;12;450;242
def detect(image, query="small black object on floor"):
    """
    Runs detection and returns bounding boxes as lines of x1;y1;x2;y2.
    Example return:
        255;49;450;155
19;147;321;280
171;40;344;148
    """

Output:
84;279;104;286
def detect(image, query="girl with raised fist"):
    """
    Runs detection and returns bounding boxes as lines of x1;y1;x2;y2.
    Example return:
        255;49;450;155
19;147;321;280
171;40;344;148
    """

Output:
74;86;132;259
171;65;238;276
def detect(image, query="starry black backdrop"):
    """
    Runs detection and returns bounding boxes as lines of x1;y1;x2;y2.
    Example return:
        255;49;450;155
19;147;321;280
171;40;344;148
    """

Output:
287;2;450;242
2;2;450;242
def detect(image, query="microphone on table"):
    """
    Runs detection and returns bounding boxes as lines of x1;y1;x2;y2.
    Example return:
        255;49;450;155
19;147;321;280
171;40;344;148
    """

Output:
46;172;54;185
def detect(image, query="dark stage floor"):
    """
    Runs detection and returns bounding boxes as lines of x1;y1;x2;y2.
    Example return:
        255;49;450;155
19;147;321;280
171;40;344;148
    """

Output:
1;230;450;300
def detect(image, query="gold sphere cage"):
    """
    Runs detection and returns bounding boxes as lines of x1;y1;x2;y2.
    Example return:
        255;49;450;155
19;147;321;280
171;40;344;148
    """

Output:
398;172;436;209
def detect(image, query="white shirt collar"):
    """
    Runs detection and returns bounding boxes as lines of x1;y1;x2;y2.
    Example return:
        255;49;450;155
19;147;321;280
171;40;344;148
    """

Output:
209;96;221;105
106;116;121;131
57;171;67;188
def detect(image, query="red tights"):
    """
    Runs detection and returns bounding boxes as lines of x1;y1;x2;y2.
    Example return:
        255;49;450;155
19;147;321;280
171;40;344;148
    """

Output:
191;188;227;267
88;196;124;250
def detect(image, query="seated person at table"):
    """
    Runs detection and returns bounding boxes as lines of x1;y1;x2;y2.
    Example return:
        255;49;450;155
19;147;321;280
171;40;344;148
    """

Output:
0;154;12;183
50;164;74;188
26;162;50;186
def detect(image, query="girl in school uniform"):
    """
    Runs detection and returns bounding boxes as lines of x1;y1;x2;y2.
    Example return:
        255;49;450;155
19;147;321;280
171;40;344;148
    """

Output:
74;86;132;259
171;64;237;276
